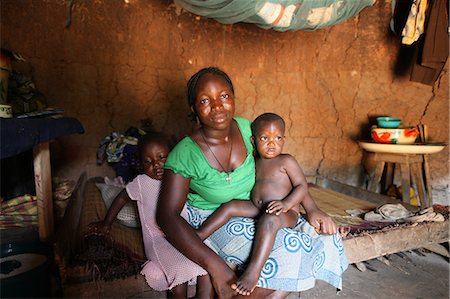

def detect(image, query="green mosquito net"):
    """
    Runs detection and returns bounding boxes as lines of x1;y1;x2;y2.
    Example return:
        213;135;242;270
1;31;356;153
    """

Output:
174;0;375;31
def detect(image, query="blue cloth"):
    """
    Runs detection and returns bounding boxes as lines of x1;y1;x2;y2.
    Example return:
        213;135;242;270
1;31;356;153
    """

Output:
0;117;84;159
186;203;348;292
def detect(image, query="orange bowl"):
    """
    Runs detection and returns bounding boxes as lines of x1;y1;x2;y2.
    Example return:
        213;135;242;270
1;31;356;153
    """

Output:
371;127;419;144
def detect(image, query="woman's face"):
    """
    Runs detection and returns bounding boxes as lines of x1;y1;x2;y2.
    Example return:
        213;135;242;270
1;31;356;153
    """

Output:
193;73;235;130
142;142;170;180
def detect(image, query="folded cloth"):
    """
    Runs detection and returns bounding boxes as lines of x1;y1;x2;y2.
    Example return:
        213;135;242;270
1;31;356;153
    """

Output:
402;207;445;223
377;204;412;221
363;204;445;223
0;195;38;229
364;211;386;222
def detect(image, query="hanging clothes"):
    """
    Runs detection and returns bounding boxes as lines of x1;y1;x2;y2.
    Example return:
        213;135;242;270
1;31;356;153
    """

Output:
391;0;448;85
401;0;428;45
410;0;449;85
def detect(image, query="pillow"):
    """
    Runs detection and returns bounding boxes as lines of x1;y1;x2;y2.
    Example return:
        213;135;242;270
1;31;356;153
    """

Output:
95;183;141;228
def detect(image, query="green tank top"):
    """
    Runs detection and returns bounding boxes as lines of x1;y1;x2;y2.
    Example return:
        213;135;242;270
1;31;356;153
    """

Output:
164;117;255;210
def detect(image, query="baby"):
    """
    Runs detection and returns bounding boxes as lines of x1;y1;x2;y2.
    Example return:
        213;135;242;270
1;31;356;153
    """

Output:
197;112;313;296
91;132;211;298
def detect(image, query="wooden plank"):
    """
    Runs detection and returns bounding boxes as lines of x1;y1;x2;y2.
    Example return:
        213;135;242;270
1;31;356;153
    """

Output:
309;186;376;216
399;162;411;204
343;220;449;264
384;162;395;191
314;177;418;211
369;160;385;193
411;162;427;207
422;243;450;258
54;173;87;263
33;142;54;241
373;153;423;164
423;154;433;206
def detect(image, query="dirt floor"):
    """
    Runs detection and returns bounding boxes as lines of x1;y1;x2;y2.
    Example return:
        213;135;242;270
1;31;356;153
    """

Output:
299;249;449;299
63;249;449;299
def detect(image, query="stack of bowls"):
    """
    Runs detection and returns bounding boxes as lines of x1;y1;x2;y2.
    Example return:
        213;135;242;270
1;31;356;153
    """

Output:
372;117;418;144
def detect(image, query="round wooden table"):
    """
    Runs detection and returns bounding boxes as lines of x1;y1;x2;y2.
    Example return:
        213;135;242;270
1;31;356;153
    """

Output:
358;141;446;207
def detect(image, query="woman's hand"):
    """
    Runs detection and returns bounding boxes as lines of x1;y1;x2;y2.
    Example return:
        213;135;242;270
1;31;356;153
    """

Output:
306;209;337;235
208;261;238;299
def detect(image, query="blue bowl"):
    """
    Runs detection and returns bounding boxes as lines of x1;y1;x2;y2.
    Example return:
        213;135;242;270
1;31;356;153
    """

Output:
376;117;401;129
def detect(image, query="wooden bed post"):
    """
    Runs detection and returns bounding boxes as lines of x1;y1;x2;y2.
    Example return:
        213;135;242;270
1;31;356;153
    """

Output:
33;142;54;241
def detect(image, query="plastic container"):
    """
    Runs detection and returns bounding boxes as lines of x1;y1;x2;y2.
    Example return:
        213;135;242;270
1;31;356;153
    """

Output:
0;240;52;298
376;117;401;128
371;127;419;144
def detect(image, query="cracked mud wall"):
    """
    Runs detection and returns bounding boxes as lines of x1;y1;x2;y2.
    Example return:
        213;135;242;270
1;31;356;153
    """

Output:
1;0;448;204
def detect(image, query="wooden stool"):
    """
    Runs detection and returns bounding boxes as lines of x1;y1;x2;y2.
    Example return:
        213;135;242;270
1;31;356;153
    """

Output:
368;152;432;207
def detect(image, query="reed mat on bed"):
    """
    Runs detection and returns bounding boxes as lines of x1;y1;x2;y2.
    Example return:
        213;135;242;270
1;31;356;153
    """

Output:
57;177;146;281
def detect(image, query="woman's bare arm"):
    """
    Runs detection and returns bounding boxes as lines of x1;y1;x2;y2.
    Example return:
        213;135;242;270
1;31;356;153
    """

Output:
156;170;237;298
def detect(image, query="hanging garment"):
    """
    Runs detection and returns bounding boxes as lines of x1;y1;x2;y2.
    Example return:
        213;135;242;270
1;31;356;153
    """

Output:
410;0;449;85
401;0;428;45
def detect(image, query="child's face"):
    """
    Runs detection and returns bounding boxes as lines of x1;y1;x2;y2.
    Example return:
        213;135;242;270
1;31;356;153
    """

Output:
142;142;170;180
253;121;285;159
193;73;235;130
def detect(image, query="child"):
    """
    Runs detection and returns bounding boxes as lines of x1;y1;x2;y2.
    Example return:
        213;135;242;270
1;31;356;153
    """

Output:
196;112;322;296
91;132;212;299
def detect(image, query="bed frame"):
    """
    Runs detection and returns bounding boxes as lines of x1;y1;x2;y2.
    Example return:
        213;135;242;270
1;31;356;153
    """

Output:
309;177;448;264
59;175;449;297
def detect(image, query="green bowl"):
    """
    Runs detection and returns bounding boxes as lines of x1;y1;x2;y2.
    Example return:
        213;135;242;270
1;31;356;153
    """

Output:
376;117;401;129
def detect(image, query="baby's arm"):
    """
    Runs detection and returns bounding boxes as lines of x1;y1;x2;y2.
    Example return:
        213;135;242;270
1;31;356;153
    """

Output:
197;200;259;240
89;189;131;234
266;155;308;215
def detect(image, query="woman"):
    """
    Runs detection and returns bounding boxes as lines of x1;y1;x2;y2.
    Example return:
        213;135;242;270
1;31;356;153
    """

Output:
157;67;347;299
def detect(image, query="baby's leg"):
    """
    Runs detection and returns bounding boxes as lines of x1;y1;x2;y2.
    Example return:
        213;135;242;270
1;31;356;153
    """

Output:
232;210;298;296
196;275;214;299
197;200;259;241
167;282;188;298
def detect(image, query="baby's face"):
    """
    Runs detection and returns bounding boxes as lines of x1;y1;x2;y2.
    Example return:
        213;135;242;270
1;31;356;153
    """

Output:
253;121;285;159
142;142;170;180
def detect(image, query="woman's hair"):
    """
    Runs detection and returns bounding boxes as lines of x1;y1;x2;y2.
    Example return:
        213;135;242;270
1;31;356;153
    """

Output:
136;132;172;162
186;67;234;120
251;112;285;136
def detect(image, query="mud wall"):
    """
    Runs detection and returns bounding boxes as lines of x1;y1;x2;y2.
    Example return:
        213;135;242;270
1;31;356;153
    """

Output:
1;0;448;203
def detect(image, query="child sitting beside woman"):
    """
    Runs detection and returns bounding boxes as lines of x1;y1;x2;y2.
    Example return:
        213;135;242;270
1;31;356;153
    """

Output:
90;132;212;298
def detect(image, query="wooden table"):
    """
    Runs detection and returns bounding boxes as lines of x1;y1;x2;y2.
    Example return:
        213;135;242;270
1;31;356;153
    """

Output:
358;141;446;207
0;117;84;241
368;152;429;206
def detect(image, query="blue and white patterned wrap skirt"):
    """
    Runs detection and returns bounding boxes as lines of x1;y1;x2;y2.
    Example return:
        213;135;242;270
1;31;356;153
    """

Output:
185;203;348;292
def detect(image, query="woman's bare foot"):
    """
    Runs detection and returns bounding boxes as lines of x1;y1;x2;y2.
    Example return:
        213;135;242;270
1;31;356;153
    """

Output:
230;267;260;296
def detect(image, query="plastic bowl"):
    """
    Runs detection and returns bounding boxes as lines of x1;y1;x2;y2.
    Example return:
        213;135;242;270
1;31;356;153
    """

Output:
376;117;401;128
371;127;419;144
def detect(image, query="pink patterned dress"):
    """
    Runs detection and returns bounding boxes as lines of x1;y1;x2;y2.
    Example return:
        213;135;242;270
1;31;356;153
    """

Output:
126;174;207;291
